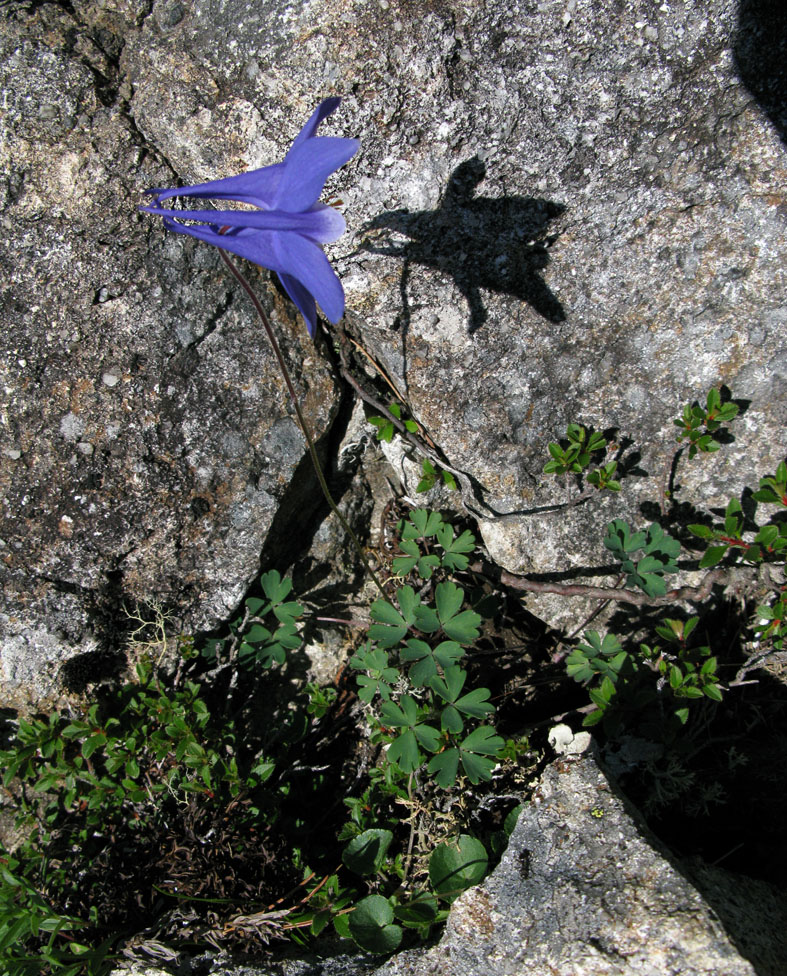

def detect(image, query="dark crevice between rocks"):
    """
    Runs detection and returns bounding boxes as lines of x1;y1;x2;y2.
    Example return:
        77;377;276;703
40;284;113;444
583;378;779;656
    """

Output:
597;591;787;953
191;356;367;664
594;752;787;976
734;0;787;144
255;322;379;596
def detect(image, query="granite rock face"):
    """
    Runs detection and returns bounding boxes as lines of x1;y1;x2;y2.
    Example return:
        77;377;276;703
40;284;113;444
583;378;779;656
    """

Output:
0;3;341;700
2;0;785;664
373;753;762;976
123;0;786;634
334;0;787;628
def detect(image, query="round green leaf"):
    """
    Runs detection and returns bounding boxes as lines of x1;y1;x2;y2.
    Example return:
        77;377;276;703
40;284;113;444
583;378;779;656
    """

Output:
342;829;393;876
429;834;488;902
349;895;403;954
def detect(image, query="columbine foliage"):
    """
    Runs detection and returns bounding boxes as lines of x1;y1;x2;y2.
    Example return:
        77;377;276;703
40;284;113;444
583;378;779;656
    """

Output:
202;569;303;668
351;513;505;789
603;519;681;597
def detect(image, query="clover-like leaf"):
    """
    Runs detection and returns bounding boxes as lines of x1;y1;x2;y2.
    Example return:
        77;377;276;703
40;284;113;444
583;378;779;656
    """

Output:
453;687;495;720
436;524;476;572
380;696;440;772
403;509;444;539
368;594;410;648
260;569;293;604
435;581;481;644
604;519;647;557
429;665;467;704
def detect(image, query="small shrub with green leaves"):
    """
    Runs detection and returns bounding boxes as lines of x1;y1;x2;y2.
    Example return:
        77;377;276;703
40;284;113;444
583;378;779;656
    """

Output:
753;586;787;651
543;424;620;491
0;649;290;976
556;388;784;732
566;618;722;729
689;497;787;568
673;387;739;459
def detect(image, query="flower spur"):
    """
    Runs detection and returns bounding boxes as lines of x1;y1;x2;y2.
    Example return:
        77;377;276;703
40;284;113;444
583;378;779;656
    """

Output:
141;97;359;336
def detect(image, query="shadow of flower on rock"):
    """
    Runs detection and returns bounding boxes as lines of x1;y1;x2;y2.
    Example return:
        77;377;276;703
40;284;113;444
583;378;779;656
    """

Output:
362;156;565;334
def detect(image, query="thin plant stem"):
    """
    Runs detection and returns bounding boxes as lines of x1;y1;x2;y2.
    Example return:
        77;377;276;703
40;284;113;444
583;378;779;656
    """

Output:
218;248;387;600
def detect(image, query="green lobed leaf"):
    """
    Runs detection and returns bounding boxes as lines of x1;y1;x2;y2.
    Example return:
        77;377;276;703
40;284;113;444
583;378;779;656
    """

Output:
435;581;463;621
386;730;421;773
428;747;460;787
460;750;498;784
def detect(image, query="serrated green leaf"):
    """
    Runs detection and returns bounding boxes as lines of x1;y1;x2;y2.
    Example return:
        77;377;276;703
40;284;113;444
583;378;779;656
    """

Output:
414;723;441;752
413;604;440;633
404;509;444;539
244;623;272;643
461;725;505;755
430;665;467;703
433;640;465;668
398;586;418;624
261;570;292;603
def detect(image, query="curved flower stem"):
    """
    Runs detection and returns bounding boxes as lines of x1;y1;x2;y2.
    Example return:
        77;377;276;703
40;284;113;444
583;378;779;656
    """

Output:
218;248;388;601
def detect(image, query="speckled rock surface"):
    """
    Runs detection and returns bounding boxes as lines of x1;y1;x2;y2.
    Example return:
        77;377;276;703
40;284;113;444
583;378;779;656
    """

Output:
123;0;787;634
373;753;759;976
335;0;787;629
2;0;785;669
0;3;342;701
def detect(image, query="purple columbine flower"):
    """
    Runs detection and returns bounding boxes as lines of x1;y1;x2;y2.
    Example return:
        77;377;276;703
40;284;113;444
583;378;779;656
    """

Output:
141;98;359;337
